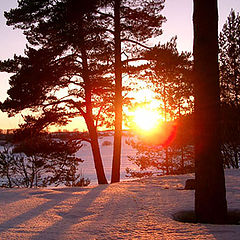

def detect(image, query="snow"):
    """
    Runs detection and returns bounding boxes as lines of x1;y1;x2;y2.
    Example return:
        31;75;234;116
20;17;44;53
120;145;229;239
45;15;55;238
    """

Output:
0;135;139;186
76;135;138;184
0;169;239;240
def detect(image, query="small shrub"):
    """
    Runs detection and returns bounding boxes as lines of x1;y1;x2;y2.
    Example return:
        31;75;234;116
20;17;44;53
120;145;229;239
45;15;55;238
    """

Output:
0;137;89;188
66;177;91;187
102;140;112;146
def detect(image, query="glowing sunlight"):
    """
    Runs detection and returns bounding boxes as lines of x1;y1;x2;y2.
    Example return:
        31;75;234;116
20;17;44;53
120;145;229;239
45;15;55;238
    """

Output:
133;107;162;134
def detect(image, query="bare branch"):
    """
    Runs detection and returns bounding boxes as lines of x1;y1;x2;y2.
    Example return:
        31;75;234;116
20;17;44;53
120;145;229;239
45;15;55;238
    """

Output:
95;103;105;128
121;38;152;50
96;11;114;19
122;57;148;64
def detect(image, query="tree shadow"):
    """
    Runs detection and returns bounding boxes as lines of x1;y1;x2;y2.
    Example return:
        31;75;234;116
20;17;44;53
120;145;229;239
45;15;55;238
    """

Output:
0;187;91;233
173;209;240;225
31;184;108;240
0;189;32;204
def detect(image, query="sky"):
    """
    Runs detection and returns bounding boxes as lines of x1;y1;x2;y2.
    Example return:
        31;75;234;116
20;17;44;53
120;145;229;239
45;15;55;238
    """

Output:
0;0;240;130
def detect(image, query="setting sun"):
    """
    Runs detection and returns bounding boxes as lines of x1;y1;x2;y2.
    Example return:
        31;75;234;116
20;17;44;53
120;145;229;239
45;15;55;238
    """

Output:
133;107;161;133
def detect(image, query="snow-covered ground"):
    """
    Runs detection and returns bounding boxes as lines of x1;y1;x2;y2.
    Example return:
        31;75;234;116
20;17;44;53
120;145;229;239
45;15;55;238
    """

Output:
0;169;239;240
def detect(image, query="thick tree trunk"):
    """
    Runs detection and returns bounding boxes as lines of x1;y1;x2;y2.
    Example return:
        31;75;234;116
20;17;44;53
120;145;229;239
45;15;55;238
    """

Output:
111;0;122;183
193;0;227;223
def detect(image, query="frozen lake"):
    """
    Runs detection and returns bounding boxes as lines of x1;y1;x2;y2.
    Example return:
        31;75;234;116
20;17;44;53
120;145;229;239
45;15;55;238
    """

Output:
76;135;138;184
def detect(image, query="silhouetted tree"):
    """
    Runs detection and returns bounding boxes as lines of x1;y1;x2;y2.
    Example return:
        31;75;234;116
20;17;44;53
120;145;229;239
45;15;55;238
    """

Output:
111;0;123;183
0;0;111;184
219;10;240;168
220;103;240;168
125;40;194;177
193;0;227;223
103;0;166;183
144;38;193;174
1;0;166;184
219;10;240;105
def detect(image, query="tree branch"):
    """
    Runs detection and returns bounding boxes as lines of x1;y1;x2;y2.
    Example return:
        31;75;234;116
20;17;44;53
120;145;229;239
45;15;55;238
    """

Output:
121;38;152;50
96;11;114;19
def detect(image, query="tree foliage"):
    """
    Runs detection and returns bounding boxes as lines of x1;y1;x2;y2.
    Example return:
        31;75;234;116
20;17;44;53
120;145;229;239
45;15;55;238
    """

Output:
219;10;240;169
143;37;193;119
219;9;240;105
0;0;166;184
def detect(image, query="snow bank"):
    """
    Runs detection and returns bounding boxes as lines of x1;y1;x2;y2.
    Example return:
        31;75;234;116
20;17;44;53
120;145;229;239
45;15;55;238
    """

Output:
0;169;239;240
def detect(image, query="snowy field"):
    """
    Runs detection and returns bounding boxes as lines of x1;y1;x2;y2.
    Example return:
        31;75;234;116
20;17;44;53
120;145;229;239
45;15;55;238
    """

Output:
0;135;138;185
76;135;138;184
0;169;239;240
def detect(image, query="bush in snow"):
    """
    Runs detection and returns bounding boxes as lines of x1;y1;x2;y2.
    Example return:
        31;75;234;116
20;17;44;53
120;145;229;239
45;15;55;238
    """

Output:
102;140;112;146
0;136;90;188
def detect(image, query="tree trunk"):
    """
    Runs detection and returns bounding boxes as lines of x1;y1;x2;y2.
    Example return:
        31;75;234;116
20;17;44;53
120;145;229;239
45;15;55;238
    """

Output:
193;0;227;223
111;0;122;183
80;23;108;184
85;114;108;184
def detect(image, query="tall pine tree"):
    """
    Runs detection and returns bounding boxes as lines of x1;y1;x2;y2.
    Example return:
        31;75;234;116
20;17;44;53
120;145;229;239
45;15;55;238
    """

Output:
96;0;166;183
219;10;240;105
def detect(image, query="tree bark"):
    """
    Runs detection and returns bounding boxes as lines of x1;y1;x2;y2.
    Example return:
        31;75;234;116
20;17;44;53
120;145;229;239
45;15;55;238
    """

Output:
111;0;122;183
193;0;227;223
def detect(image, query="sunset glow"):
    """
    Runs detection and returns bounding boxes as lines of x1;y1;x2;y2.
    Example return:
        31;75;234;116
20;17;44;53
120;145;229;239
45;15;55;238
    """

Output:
133;107;162;133
129;105;177;146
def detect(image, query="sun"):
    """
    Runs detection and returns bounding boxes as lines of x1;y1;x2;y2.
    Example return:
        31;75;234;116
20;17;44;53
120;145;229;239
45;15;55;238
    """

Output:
133;107;161;133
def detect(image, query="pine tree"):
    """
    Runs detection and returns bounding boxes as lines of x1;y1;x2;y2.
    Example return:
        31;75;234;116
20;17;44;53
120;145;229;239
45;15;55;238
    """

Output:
143;38;193;174
125;40;194;177
1;0;111;184
219;10;240;105
219;10;240;169
96;0;166;183
1;0;166;184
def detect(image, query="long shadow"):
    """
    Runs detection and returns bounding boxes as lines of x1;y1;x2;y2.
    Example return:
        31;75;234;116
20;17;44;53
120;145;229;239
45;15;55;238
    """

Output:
0;189;31;204
31;184;108;240
0;188;90;233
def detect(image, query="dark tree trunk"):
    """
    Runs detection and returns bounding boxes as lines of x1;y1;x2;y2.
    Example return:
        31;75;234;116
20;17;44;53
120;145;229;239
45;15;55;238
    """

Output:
111;0;122;183
85;114;108;184
193;0;227;223
80;24;108;184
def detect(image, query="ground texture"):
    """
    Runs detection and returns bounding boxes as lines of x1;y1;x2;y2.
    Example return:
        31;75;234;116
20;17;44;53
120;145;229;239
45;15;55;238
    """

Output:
0;169;239;240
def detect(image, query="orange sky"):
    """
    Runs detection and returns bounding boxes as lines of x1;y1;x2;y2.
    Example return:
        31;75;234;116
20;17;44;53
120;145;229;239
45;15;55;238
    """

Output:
0;0;240;130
